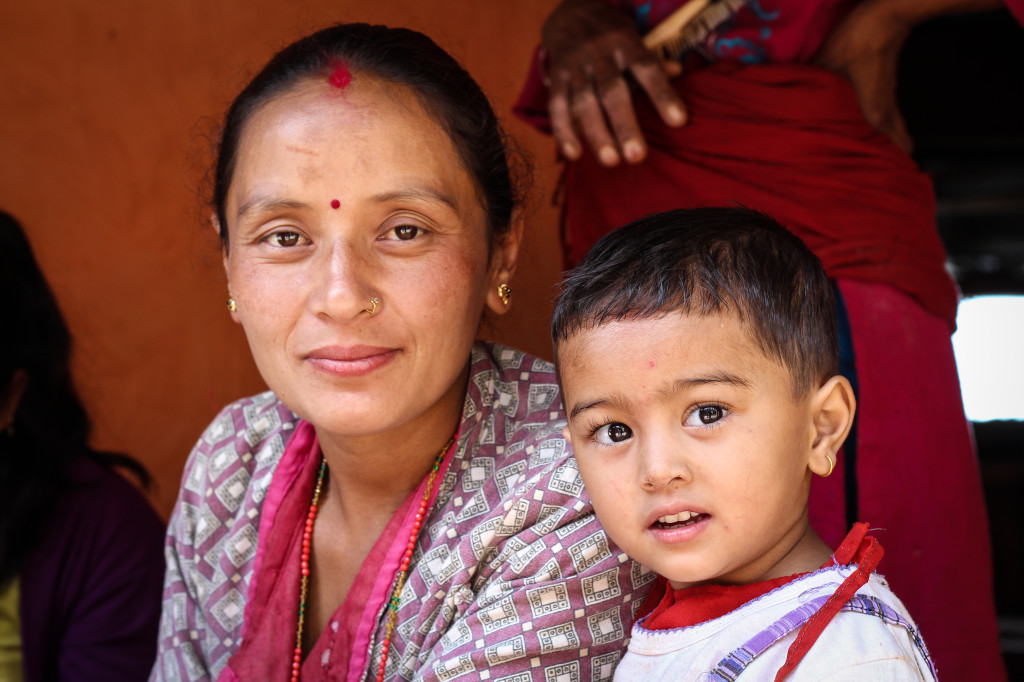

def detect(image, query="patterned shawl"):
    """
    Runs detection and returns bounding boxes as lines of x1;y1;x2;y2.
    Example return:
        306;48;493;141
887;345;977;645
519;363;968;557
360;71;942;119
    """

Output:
152;342;654;681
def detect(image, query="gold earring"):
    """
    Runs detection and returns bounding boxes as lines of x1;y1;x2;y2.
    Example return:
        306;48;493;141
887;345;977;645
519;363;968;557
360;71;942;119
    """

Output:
226;295;236;312
497;283;511;306
821;453;835;478
364;297;380;315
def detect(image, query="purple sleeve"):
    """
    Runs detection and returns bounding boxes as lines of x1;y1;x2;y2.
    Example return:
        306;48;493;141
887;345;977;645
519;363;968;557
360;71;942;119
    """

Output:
20;457;165;682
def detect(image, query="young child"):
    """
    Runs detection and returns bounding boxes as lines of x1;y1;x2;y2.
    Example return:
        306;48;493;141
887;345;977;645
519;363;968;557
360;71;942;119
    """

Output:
551;207;938;680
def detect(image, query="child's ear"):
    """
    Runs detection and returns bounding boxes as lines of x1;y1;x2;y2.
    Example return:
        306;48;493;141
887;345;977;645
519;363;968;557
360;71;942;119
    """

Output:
808;376;856;477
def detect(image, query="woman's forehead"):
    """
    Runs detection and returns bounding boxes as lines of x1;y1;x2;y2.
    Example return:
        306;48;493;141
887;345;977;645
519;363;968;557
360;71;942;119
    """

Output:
223;77;489;233
233;78;466;185
247;77;437;138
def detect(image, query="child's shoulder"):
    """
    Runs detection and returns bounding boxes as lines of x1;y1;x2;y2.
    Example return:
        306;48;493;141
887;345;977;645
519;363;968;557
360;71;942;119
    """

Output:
617;569;935;681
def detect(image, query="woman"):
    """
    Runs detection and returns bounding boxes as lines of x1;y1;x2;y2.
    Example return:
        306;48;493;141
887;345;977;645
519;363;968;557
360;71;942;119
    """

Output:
514;1;1014;679
0;211;165;682
152;24;646;682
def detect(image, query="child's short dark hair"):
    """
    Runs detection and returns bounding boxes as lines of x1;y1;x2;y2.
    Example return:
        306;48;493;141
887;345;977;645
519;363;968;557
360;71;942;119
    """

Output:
551;207;838;395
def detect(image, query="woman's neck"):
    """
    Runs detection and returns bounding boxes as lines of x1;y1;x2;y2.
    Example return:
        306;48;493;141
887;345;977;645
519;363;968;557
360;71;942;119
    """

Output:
313;363;467;519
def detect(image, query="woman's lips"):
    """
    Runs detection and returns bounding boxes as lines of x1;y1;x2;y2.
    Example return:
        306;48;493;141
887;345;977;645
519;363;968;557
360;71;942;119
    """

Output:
304;345;398;377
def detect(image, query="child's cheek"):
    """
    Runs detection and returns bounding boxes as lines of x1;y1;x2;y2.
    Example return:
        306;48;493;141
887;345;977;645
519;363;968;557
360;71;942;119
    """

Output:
600;476;631;509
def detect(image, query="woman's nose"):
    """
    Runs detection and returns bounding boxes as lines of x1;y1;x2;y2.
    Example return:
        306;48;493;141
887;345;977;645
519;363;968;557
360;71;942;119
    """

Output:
308;238;376;321
638;441;691;491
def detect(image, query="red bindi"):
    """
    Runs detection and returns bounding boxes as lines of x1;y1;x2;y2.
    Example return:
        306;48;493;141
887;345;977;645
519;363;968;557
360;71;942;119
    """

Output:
330;199;340;209
327;61;352;90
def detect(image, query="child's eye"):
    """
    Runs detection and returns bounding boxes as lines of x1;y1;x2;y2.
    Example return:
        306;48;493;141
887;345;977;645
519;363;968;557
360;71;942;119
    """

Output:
594;422;633;445
684;404;726;427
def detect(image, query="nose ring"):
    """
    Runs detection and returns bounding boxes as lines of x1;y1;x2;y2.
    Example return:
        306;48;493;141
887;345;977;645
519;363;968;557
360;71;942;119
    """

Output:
364;297;380;315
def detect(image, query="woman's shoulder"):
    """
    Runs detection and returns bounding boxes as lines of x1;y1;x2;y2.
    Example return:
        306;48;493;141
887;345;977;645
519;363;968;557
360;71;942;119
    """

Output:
195;390;300;450
462;342;567;476
174;391;300;523
468;341;563;420
185;391;300;473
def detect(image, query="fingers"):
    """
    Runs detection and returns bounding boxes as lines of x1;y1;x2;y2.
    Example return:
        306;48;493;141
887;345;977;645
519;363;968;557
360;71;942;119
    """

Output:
599;76;647;164
630;58;687;128
550;59;637;166
572;82;629;166
548;87;583;161
540;0;687;166
549;57;685;166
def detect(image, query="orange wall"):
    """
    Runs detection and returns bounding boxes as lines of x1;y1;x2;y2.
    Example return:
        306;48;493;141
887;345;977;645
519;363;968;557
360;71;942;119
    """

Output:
0;1;563;518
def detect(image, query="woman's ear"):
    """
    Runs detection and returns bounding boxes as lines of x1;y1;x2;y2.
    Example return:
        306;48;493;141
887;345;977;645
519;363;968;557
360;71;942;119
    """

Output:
212;214;240;324
808;375;857;477
485;211;526;316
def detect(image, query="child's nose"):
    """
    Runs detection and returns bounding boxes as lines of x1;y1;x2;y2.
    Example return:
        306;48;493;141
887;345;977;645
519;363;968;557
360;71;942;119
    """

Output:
638;442;691;490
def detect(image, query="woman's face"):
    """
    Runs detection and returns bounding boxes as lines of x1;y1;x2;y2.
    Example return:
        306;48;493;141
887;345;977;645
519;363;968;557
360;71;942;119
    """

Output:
222;77;518;439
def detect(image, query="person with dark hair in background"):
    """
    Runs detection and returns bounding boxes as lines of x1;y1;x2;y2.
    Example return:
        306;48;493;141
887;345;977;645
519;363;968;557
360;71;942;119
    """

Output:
515;1;1024;679
151;22;645;682
0;211;165;681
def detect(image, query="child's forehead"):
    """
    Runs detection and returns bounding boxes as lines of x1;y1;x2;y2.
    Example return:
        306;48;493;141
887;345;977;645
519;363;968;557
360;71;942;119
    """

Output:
559;310;740;353
557;311;791;388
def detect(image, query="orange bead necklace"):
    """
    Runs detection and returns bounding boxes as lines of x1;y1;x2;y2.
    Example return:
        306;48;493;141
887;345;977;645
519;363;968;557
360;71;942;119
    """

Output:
290;436;454;682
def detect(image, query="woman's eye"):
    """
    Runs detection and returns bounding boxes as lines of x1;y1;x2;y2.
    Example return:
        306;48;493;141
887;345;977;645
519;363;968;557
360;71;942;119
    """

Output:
391;224;421;241
595;422;633;445
268;231;302;247
685;405;726;427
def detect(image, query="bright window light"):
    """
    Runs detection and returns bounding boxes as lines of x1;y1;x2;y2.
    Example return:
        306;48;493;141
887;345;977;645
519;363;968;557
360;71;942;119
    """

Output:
952;295;1024;422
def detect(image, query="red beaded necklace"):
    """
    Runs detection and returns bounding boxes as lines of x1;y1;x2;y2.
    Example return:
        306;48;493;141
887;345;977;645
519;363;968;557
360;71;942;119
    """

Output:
290;436;454;682
291;458;326;682
374;435;453;681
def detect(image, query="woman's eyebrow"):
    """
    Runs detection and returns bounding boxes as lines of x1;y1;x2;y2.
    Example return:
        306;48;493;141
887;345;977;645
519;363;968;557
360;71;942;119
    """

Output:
371;187;459;211
236;196;311;220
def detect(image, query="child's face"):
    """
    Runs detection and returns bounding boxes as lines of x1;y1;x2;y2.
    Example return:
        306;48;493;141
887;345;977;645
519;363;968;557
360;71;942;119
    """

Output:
559;312;823;589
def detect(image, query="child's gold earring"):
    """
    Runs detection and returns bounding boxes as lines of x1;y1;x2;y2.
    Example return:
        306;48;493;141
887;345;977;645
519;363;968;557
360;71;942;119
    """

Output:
226;295;237;312
820;453;835;478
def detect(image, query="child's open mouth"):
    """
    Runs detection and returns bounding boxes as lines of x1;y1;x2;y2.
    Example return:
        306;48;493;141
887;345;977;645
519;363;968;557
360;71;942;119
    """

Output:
652;511;709;530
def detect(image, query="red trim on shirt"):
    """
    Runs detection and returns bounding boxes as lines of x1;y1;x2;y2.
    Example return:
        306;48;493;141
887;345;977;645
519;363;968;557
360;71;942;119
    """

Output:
641;523;871;631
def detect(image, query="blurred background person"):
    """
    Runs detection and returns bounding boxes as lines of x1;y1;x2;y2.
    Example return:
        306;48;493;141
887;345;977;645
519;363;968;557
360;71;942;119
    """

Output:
0;210;165;682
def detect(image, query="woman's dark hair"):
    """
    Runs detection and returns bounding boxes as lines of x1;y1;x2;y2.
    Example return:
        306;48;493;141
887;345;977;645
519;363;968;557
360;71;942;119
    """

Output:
212;23;523;249
0;211;151;588
551;207;839;396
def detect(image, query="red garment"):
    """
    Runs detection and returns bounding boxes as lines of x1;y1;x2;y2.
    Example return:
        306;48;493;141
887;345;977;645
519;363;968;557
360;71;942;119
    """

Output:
513;5;1010;677
516;61;958;328
1006;0;1024;25
609;0;857;64
642;523;870;631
